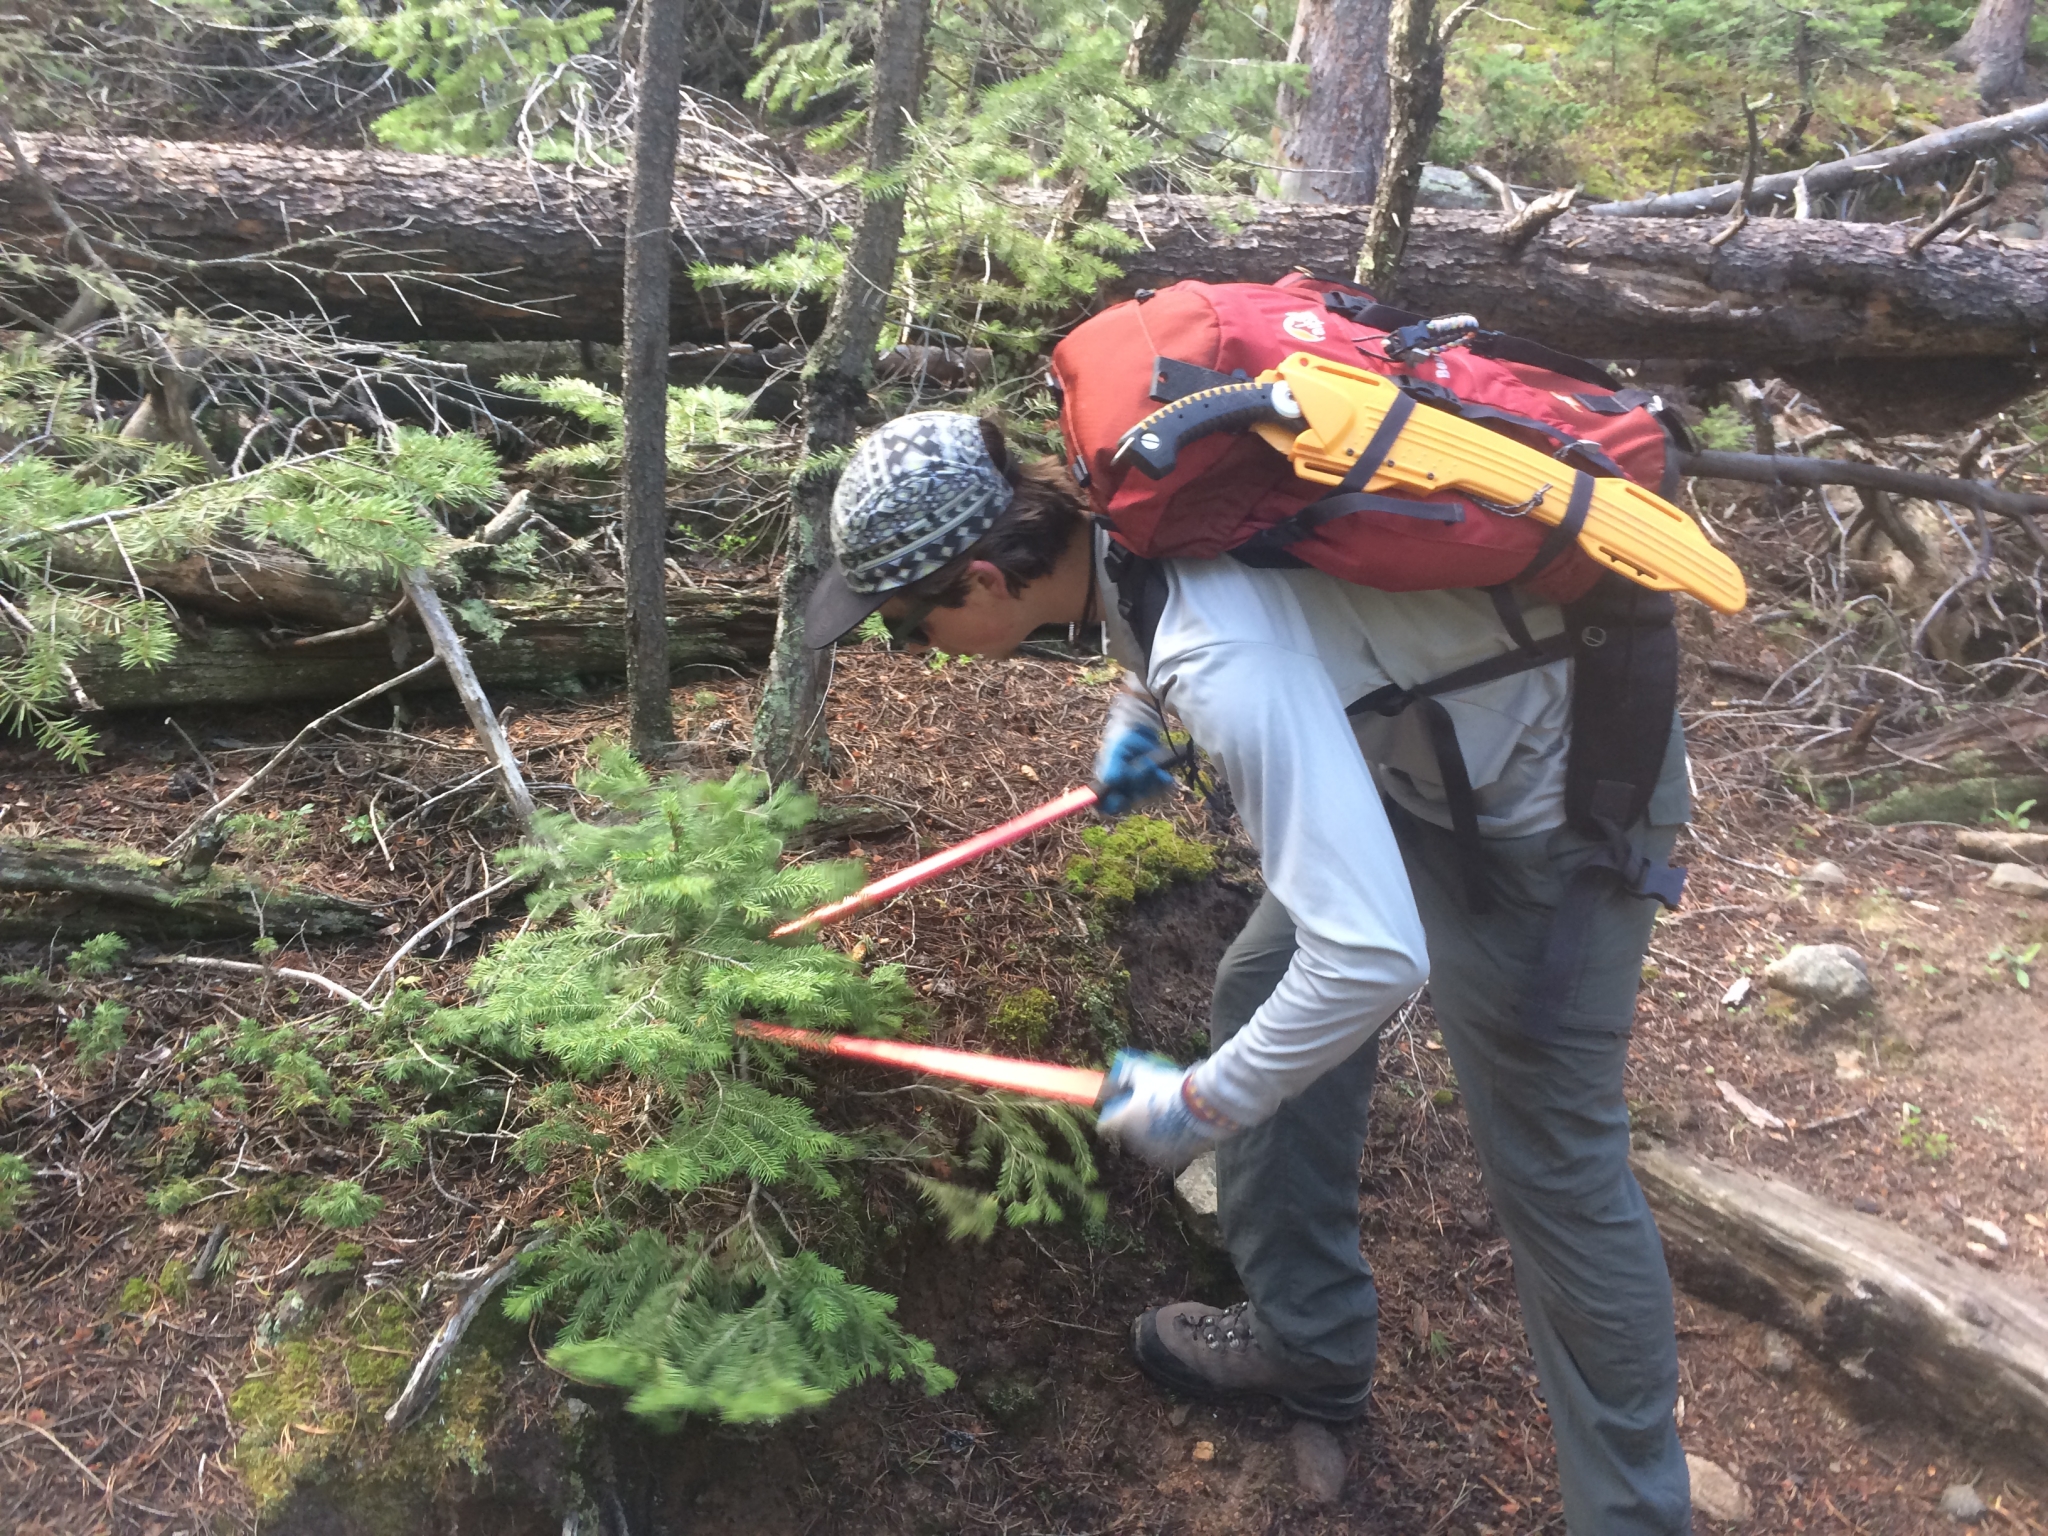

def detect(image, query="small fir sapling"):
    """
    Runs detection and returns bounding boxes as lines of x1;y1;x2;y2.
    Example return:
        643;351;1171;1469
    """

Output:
415;753;1100;1425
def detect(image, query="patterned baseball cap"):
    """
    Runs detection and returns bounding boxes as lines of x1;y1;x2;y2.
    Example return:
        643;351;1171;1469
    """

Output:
803;412;1015;647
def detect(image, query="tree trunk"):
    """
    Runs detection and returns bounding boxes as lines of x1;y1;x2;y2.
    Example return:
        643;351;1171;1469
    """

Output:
752;0;930;786
1356;0;1454;288
1278;0;1393;204
64;585;777;710
1128;0;1205;82
10;136;2048;374
1949;0;2037;106
1633;1141;2048;1467
0;838;381;942
621;0;688;759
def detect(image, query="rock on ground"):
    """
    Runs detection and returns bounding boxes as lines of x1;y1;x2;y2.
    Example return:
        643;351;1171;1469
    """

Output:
1801;860;1849;887
1763;944;1872;1009
1760;1329;1797;1377
1688;1454;1754;1524
1288;1419;1347;1505
1173;1151;1225;1250
1988;861;2048;897
1939;1483;1990;1521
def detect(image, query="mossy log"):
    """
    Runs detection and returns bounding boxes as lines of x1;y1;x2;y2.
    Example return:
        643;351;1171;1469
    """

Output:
1633;1141;2048;1465
68;585;776;710
1794;705;2048;823
0;838;383;940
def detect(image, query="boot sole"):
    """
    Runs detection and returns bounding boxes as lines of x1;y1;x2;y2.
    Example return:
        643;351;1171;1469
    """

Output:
1129;1309;1369;1424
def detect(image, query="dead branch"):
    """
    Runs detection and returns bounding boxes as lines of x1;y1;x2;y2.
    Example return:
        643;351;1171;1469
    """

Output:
383;1237;548;1431
398;571;535;830
1678;449;2048;558
1710;97;1772;250
367;870;533;1003
172;656;444;853
1906;158;1999;253
140;954;370;1011
1496;185;1578;250
1591;97;2048;217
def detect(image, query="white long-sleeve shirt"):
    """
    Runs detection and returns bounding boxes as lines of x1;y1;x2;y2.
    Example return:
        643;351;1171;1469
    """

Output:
1098;534;1575;1129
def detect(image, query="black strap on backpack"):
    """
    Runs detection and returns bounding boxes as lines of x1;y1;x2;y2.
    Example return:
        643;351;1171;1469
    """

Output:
1345;631;1573;913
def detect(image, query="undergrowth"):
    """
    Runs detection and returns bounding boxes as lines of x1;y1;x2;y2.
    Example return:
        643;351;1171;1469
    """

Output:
120;757;1104;1437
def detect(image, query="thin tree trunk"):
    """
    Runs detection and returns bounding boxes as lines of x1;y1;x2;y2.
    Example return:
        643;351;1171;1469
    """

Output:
1357;0;1468;288
1949;0;2037;106
1054;0;1203;244
1278;0;1394;204
621;0;688;759
752;0;931;785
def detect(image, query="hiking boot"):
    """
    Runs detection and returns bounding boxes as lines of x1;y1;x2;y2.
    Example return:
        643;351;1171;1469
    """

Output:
1130;1300;1370;1422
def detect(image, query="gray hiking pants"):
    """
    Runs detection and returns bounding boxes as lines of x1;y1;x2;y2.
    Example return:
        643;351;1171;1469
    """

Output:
1210;746;1691;1534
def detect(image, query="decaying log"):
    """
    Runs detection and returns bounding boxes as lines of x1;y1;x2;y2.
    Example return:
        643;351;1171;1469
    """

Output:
6;136;2048;374
0;838;382;941
1634;1141;2048;1465
66;585;776;710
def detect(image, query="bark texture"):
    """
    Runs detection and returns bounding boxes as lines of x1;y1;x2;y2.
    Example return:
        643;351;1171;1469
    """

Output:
753;0;929;785
621;0;688;756
1277;0;1393;203
1948;0;2037;105
0;839;382;941
9;136;2048;372
1634;1141;2048;1465
67;586;776;709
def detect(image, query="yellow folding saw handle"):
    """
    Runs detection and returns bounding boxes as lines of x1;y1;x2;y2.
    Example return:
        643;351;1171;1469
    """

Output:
1255;353;1747;615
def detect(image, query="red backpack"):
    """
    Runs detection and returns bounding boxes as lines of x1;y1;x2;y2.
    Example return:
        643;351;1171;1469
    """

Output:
1047;275;1697;1023
1047;273;1686;606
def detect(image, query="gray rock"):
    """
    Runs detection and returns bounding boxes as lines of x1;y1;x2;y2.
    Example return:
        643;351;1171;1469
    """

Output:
1173;1151;1226;1250
1763;944;1872;1009
1415;164;1495;210
1687;1455;1754;1524
1939;1482;1990;1522
1760;1328;1797;1377
1988;861;2048;898
1995;221;2042;241
1288;1418;1347;1504
1801;860;1849;887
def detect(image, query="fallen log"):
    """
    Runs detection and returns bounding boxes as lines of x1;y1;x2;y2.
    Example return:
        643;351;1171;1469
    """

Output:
1591;98;2048;219
1633;1140;2048;1466
6;135;2047;372
0;837;382;941
67;585;776;710
1789;703;2048;825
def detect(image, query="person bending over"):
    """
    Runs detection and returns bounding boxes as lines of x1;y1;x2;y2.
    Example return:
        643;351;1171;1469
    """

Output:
803;411;1694;1535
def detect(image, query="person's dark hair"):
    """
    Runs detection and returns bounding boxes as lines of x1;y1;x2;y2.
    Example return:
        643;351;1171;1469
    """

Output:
900;419;1086;608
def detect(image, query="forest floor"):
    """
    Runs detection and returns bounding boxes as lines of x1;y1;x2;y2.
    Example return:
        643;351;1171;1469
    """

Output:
6;576;2048;1535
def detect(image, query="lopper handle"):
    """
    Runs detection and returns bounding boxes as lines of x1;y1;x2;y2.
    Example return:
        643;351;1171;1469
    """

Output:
1113;381;1302;479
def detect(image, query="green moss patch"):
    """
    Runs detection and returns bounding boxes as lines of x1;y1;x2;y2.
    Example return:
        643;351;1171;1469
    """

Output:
229;1285;518;1527
1063;816;1215;908
989;988;1056;1050
1860;777;2048;827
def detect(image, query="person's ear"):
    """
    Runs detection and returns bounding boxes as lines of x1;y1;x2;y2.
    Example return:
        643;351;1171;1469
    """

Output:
962;559;1009;600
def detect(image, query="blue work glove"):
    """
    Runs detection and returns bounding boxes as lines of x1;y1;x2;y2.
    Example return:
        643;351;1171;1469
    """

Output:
1095;1051;1237;1171
1091;724;1176;816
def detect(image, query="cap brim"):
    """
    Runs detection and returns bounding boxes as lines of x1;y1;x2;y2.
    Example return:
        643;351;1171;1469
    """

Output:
803;564;892;649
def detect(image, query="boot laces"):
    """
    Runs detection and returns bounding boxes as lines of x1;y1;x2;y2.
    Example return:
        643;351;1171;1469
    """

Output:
1182;1302;1256;1353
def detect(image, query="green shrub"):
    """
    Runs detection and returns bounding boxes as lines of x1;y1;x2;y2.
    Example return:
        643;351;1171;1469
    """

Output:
0;1152;30;1228
302;1179;384;1230
68;999;129;1064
